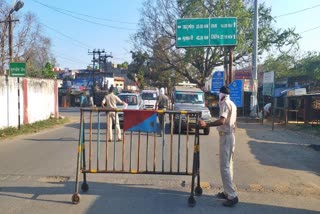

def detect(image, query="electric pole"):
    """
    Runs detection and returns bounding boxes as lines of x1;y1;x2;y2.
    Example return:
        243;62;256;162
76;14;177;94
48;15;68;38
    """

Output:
88;49;113;106
88;49;104;106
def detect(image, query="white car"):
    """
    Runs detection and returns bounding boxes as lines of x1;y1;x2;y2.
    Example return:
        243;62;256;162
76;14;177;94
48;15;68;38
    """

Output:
117;92;143;126
141;89;158;109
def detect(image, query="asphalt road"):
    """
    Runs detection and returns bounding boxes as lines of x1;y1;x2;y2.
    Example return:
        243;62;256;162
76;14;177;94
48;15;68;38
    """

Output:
0;107;319;214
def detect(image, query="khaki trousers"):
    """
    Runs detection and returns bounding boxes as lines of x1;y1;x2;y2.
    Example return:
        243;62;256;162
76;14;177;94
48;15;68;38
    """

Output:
219;131;237;199
107;112;121;141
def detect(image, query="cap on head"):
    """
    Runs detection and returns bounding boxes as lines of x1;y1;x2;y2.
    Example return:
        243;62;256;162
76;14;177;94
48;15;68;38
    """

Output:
219;86;230;95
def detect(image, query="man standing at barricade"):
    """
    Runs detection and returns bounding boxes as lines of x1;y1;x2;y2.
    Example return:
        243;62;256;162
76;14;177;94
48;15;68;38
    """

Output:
198;86;239;207
155;87;169;135
101;85;127;142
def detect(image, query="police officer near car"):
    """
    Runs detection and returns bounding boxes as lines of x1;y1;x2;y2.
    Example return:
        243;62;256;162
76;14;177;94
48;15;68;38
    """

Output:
155;87;169;136
101;85;127;142
198;86;239;207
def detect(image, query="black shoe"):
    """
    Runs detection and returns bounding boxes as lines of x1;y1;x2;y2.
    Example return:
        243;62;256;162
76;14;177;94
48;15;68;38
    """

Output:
216;192;228;199
223;196;239;207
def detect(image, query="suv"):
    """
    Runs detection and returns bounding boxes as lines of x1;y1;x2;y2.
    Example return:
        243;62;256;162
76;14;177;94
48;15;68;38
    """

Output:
171;85;211;135
141;89;158;109
117;92;143;126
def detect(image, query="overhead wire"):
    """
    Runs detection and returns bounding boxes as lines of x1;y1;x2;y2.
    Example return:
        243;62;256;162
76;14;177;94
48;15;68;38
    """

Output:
32;0;137;30
300;25;320;34
273;3;320;35
56;55;86;64
40;22;92;49
274;3;320;18
32;0;137;25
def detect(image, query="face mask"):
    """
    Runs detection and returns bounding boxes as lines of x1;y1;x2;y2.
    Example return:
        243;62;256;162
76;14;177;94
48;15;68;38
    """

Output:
219;93;225;102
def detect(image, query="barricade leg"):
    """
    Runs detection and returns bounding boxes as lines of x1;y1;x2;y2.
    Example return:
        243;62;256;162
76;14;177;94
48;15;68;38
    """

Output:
188;123;202;207
194;124;202;196
72;112;85;204
81;128;89;192
188;149;198;207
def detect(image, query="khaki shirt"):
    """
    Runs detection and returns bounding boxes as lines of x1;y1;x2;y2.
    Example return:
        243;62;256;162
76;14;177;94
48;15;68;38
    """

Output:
217;97;237;133
102;93;123;108
156;94;169;109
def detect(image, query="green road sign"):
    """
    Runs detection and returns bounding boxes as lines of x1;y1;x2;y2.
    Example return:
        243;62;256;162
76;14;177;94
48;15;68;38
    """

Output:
176;17;237;48
10;62;26;77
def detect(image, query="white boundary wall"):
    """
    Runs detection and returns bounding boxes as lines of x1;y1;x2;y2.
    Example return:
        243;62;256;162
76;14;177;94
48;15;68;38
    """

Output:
0;76;58;129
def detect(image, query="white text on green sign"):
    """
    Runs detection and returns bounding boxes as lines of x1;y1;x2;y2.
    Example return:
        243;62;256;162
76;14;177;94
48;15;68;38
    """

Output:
176;17;237;47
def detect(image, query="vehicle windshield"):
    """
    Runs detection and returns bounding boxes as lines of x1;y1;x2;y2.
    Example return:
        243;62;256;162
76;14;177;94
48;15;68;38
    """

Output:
141;92;157;100
118;95;138;105
175;92;204;104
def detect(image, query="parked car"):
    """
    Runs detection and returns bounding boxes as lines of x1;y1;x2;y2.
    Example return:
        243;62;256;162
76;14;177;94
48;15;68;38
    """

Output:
141;89;159;109
171;84;212;135
117;92;143;126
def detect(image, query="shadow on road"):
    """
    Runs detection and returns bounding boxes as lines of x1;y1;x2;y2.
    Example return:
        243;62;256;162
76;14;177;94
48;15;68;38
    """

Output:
248;140;320;176
0;179;318;214
237;120;320;176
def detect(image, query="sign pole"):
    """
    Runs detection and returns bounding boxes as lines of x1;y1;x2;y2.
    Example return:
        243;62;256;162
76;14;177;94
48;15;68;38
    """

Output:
224;47;228;85
9;62;26;129
17;77;20;129
6;75;10;127
228;46;234;85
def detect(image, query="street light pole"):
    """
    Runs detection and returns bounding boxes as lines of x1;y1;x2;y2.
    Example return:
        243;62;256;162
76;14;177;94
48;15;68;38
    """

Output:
8;0;24;63
8;14;13;62
8;0;24;130
250;0;259;118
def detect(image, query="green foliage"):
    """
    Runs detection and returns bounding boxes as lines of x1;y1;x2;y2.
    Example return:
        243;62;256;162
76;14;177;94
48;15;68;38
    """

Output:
118;62;129;69
262;51;320;84
127;51;149;89
293;52;320;81
42;62;56;79
262;54;296;79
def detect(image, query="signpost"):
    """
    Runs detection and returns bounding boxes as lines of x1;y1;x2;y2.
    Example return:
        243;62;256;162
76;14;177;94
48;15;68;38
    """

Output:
229;80;243;107
10;62;26;129
211;71;224;94
262;71;275;128
262;71;274;96
176;17;237;85
176;17;237;48
10;62;26;77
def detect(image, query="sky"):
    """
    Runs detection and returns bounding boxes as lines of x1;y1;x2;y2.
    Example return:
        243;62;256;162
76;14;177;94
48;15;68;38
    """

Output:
13;0;320;70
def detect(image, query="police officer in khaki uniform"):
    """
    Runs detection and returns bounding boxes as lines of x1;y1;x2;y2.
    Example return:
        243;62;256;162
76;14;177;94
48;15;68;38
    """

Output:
101;86;126;142
199;86;239;207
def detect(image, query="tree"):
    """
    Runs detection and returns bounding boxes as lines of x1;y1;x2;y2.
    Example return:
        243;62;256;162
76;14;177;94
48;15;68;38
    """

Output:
262;51;320;84
292;52;320;81
0;1;55;77
132;0;300;87
42;62;56;79
127;51;149;89
147;36;184;91
118;61;129;69
262;53;296;79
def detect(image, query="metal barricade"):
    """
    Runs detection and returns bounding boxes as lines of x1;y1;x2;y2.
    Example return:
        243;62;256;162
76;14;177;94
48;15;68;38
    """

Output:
72;108;202;207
